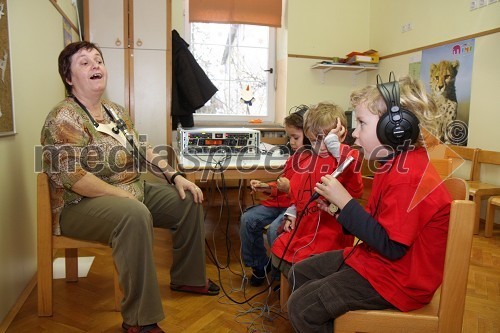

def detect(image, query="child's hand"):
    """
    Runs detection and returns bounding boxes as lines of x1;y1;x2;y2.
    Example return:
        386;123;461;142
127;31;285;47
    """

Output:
250;180;271;193
316;199;339;216
314;175;352;210
324;118;346;161
330;118;346;140
276;177;290;193
283;215;296;232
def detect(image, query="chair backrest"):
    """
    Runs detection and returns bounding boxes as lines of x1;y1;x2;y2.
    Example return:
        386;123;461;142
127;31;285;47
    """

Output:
436;200;475;332
443;177;469;200
471;149;500;181
430;158;453;180
444;145;478;181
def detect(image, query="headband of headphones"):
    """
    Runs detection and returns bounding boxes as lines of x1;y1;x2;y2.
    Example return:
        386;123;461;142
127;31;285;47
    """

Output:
376;72;401;113
290;104;309;118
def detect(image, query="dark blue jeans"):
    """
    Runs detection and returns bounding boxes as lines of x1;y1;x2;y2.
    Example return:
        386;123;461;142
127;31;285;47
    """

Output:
239;204;286;268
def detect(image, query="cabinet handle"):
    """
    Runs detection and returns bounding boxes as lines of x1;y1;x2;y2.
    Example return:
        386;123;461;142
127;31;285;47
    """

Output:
115;38;122;47
136;38;143;47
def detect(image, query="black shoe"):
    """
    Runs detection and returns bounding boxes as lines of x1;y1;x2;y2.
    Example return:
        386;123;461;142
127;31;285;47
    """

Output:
250;265;271;287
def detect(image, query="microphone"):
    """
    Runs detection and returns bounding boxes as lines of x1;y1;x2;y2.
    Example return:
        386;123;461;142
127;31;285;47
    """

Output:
107;107;136;145
310;155;355;201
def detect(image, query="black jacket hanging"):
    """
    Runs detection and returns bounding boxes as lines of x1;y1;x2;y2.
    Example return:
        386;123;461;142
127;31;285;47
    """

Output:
171;29;218;129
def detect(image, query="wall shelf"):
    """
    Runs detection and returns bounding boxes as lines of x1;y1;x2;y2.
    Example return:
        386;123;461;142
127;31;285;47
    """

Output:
311;63;378;83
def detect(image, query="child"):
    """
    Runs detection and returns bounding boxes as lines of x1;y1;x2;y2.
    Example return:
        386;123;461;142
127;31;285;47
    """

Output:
287;76;452;332
270;102;363;277
240;107;310;286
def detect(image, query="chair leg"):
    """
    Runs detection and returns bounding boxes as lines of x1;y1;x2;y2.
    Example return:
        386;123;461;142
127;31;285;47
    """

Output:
280;273;290;312
485;198;497;238
473;195;481;235
37;242;54;316
114;263;122;311
65;248;79;282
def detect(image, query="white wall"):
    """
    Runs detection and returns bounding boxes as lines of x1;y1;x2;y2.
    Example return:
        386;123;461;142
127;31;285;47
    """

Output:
285;0;372;113
0;0;77;324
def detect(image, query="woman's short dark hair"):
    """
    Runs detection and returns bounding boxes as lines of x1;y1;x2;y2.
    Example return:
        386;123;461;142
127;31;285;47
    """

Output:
58;41;104;95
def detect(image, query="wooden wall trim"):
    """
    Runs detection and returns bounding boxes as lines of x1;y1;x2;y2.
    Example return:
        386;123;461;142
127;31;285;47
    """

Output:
0;274;37;333
48;0;79;34
380;27;500;60
288;27;500;61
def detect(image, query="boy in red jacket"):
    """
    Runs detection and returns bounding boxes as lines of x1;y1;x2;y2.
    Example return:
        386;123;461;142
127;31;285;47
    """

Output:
287;76;452;333
271;102;363;277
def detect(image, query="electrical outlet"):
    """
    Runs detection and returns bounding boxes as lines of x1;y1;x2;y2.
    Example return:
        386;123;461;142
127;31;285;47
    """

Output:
478;0;487;7
470;0;478;10
401;23;413;33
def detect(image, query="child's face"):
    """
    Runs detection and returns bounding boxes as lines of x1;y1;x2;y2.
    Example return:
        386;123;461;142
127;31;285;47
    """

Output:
352;103;390;160
308;132;329;158
284;124;304;152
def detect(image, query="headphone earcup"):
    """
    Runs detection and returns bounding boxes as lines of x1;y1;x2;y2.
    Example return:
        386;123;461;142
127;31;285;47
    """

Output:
376;108;420;149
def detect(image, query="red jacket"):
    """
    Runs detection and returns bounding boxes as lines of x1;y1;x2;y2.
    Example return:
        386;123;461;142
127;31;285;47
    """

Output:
272;145;363;263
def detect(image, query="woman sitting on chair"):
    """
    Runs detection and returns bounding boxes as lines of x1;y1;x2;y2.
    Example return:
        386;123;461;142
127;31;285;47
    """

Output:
41;41;219;333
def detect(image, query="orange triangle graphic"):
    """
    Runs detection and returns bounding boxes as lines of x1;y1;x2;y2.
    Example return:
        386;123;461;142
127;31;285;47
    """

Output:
408;127;466;210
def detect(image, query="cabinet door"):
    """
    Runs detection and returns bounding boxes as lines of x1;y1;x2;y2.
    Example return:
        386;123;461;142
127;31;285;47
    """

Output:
101;48;127;108
133;49;167;146
88;0;126;49
132;0;167;50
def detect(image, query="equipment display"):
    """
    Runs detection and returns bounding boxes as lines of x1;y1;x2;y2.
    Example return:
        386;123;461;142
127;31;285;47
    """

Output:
178;128;261;155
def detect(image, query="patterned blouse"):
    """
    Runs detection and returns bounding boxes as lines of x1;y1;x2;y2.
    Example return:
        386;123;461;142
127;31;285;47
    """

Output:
41;97;144;235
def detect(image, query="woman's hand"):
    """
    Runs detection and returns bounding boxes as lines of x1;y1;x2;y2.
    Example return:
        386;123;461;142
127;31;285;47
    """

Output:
276;177;290;193
173;176;203;203
314;175;352;210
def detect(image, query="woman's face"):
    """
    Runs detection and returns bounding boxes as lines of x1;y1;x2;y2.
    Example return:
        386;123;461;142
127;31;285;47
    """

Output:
351;103;390;160
284;124;304;151
67;48;107;98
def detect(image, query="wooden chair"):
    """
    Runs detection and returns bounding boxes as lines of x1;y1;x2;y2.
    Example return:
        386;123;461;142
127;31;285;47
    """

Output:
334;199;475;333
467;149;500;236
429;158;453;180
485;196;500;237
443;177;469;200
443;144;478;180
280;178;469;314
37;172;122;316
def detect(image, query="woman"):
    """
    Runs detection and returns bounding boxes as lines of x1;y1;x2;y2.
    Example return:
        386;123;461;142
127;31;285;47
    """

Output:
41;41;219;333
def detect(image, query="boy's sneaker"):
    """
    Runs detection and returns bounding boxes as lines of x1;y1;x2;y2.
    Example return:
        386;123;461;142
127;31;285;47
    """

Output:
250;265;271;286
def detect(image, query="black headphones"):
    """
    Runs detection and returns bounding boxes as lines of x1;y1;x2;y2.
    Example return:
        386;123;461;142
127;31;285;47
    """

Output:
293;104;309;120
376;72;420;150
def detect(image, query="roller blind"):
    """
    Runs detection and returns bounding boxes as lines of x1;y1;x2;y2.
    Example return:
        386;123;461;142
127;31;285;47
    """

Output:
189;0;282;27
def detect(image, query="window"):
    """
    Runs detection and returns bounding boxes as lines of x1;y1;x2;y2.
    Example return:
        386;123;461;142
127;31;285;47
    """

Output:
186;22;276;122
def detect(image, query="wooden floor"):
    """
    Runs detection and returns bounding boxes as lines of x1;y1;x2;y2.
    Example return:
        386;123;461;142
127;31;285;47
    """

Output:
6;188;500;333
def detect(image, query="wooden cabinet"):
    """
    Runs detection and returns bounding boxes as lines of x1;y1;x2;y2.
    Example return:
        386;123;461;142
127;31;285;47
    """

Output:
85;0;171;146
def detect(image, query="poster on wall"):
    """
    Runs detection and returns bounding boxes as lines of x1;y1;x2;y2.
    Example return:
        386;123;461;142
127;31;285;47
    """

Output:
420;38;475;146
0;0;16;136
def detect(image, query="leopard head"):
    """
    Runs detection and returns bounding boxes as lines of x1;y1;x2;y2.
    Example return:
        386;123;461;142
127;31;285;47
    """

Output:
429;60;460;101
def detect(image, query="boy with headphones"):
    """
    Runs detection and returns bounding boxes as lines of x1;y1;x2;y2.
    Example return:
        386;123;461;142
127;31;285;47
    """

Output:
286;75;452;332
240;107;310;286
270;102;363;279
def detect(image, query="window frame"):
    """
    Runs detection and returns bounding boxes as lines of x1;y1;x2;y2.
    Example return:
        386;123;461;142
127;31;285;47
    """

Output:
183;6;277;123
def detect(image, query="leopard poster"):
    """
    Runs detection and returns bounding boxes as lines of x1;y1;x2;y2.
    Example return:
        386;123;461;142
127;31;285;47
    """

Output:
421;38;474;146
